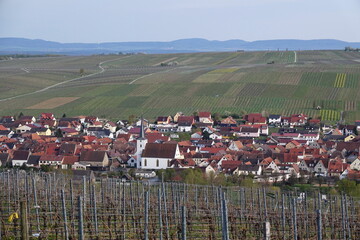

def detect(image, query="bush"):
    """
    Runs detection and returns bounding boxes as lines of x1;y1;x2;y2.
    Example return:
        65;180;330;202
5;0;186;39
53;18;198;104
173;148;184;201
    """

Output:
336;179;360;197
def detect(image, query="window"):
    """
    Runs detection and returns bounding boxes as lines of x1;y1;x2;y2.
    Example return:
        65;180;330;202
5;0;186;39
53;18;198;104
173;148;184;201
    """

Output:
140;144;142;148
156;159;159;167
144;159;147;167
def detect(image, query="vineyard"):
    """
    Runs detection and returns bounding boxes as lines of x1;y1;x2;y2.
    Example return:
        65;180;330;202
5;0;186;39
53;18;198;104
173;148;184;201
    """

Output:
1;50;360;122
320;110;341;121
0;170;359;239
334;74;347;88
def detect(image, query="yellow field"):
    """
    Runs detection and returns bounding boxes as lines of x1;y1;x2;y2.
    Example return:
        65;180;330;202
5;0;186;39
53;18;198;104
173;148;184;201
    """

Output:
27;97;80;109
209;68;239;74
334;73;346;88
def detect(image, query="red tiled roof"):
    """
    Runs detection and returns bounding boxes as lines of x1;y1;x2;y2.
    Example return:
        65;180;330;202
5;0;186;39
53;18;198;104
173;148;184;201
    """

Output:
62;156;79;165
198;112;211;118
178;116;194;124
201;147;227;154
328;160;348;173
39;155;64;162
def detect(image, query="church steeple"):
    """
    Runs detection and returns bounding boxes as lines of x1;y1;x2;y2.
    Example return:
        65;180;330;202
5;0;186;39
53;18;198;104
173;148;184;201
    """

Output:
135;115;147;168
138;115;145;140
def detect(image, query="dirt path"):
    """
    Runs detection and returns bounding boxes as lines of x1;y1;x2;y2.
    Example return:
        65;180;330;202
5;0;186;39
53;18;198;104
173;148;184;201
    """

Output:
0;56;128;102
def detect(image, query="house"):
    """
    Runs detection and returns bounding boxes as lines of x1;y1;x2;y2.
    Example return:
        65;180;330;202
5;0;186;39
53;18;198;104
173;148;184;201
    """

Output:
277;164;301;179
221;160;243;175
140;143;182;169
209;132;222;140
244;113;267;125
234;165;262;176
127;156;137;168
59;143;77;155
198;112;213;125
191;132;202;140
40;113;55;121
87;127;114;138
313;160;329;177
173;112;183;123
0;116;14;124
25;155;40;167
79;151;109;170
0;130;14;138
12;150;30;166
85;116;99;124
237;127;260;138
342;169;360;181
290;114;308;126
177;116;194;132
227;141;244;151
33;128;52;136
136;118;149;127
338;125;357;136
328;159;348;177
87;121;103;128
350;158;360;170
268;115;282;125
170;159;196;168
39;155;64;168
285;141;301;149
16;125;32;133
103;121;117;133
58;118;82;131
135;170;157;178
18;116;36;124
220;116;237;127
61;128;80;137
62;156;79;169
155;124;178;133
355;121;360;133
157;116;172;125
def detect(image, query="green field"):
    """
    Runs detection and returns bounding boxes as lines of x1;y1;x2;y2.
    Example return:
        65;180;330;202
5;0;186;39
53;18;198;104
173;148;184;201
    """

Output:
1;50;360;123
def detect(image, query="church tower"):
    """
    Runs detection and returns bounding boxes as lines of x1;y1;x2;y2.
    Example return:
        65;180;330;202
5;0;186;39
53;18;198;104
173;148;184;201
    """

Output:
136;117;147;168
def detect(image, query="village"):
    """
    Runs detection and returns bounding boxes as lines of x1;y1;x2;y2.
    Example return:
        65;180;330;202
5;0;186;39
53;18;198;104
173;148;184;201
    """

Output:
0;111;360;184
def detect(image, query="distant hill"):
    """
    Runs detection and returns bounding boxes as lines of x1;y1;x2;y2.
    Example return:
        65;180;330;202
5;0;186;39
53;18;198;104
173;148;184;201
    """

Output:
1;37;360;55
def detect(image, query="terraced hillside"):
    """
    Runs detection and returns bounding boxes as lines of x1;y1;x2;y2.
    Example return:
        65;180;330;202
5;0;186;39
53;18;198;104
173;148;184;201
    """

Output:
0;50;360;122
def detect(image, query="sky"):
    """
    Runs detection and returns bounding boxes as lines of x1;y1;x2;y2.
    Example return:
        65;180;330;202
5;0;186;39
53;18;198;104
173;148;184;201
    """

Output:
0;0;360;43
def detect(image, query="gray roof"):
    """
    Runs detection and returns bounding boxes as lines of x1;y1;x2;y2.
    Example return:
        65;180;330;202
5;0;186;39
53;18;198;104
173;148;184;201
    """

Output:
27;155;40;165
237;165;260;171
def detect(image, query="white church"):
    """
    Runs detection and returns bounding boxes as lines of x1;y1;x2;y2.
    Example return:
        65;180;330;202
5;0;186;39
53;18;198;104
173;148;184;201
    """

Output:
135;119;182;169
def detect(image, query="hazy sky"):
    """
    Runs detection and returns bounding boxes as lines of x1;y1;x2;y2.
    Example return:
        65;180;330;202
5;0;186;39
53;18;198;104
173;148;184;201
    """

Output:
1;0;359;43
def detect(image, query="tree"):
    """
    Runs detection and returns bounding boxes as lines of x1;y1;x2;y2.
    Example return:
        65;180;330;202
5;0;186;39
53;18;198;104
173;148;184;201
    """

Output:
156;169;176;181
41;165;53;172
230;113;240;119
336;179;360;197
213;113;221;122
55;129;63;138
79;68;85;76
62;113;67;118
128;115;136;124
181;169;207;185
18;112;24;119
202;130;210;140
